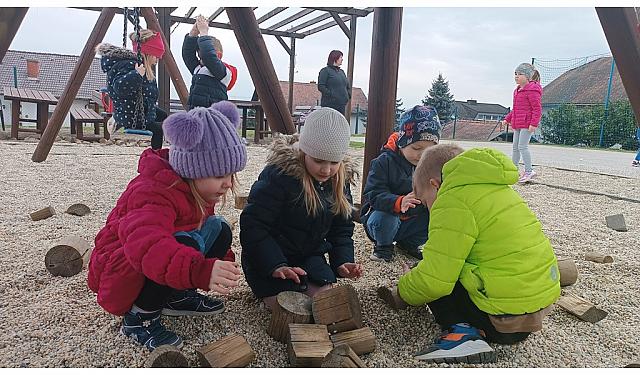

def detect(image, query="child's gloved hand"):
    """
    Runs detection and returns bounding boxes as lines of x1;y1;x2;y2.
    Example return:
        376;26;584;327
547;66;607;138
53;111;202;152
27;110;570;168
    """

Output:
401;192;421;213
208;260;241;294
337;263;364;279
272;266;307;284
135;63;146;77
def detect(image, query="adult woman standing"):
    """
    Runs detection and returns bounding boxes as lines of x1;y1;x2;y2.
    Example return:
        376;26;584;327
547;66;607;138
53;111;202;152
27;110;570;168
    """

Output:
317;50;351;116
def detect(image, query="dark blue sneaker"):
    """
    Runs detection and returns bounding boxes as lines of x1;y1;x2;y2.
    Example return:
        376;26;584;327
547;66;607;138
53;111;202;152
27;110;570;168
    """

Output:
369;244;394;262
162;289;225;316
395;242;423;260
414;323;495;363
120;310;183;351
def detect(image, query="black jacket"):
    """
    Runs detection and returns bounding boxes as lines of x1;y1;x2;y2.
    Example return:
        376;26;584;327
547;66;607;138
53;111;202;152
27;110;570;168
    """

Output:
182;34;229;109
317;65;351;109
97;43;158;130
240;135;358;297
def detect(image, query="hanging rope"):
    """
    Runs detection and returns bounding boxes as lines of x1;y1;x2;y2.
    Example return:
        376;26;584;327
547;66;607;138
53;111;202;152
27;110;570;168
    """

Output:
123;7;129;48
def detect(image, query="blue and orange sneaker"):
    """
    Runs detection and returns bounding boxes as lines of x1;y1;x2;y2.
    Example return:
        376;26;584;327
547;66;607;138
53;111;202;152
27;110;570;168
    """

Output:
414;323;496;363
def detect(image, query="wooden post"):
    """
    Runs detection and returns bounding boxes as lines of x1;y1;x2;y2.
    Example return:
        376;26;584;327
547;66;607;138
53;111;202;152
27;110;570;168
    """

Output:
156;7;172;113
287;323;333;367
321;344;366;368
557;258;578;287
361;8;403;196
312;284;363;334
330;327;376;355
140;8;189;110
29;206;56;221
557;292;608;323
197;334;255;367
267;291;313;342
288;37;296;115
344;16;357;124
226;7;296;135
32;8;116;162
145;345;188;368
66;203;91;216
0;8;28;63
44;236;92;277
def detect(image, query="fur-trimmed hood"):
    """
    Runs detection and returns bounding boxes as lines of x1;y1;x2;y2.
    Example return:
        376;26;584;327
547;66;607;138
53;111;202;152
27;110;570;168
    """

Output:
266;134;359;185
96;43;137;60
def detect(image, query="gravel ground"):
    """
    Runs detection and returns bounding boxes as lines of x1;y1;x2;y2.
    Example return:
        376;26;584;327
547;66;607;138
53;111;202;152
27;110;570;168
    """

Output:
0;137;638;368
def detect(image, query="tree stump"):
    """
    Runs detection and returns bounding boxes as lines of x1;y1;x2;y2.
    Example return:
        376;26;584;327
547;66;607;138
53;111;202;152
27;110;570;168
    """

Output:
584;252;614;264
145;345;188;368
65;203;91;216
377;285;408;311
196;334;255;367
287;323;333;367
234;194;249;210
312;285;363;334
321;344;366;368
557;258;578;287
605;214;627;232
330;327;376;355
557;292;608;323
44;236;92;277
29;206;55;221
267;291;313;342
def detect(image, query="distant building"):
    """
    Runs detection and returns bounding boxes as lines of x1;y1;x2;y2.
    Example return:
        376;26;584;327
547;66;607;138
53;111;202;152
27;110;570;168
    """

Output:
452;99;509;121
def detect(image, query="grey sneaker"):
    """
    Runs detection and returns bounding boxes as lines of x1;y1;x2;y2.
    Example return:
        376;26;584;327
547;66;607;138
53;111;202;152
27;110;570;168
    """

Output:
370;244;394;262
120;310;183;351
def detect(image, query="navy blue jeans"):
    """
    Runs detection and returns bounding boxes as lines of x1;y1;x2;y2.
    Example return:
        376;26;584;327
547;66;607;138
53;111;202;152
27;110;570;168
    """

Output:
365;210;428;248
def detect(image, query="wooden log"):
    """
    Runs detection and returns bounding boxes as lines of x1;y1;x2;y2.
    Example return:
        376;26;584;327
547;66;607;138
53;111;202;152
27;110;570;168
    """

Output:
605;213;627;232
65;203;91;217
376;285;408;311
557;292;608;323
330;327;376;355
557;258;578;287
234;194;248;210
145;345;188;368
584;252;614;264
321;344;366;368
312;284;363;334
287;323;330;343
29;206;56;221
44;236;92;277
267;291;313;342
196;334;255;368
287;323;332;367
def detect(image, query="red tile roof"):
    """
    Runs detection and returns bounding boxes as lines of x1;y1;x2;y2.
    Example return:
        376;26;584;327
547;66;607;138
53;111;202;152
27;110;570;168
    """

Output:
441;119;504;141
278;81;368;113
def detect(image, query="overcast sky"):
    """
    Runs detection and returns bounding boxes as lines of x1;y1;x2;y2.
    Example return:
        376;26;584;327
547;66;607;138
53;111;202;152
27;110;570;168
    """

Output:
7;4;616;109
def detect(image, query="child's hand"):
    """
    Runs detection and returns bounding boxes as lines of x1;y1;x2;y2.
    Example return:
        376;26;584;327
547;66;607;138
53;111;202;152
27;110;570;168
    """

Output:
135;63;146;76
401;192;421;213
272;266;306;283
189;22;199;36
337;263;364;279
208;260;242;294
528;125;536;133
196;15;209;36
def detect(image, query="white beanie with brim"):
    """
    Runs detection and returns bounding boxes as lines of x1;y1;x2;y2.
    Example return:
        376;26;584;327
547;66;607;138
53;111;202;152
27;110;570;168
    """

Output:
298;107;351;162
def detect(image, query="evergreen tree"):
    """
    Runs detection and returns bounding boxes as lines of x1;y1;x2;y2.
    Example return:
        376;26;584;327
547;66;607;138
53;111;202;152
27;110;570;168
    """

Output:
394;98;405;131
422;73;454;122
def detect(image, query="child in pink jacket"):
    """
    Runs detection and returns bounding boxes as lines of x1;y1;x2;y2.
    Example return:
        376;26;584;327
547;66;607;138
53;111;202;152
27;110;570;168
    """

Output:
502;63;542;183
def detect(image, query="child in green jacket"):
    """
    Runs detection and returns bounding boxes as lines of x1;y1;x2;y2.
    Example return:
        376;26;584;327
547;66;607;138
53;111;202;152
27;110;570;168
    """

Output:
391;144;560;364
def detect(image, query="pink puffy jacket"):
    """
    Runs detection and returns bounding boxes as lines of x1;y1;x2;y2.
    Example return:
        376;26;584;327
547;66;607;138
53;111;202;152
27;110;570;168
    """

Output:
504;81;542;130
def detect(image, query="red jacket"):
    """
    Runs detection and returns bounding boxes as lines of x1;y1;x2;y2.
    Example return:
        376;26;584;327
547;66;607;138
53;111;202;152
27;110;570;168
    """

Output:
87;149;235;316
504;81;542;130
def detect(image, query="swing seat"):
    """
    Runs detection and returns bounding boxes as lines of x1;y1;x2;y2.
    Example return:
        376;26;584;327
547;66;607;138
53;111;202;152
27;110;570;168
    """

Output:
124;128;153;136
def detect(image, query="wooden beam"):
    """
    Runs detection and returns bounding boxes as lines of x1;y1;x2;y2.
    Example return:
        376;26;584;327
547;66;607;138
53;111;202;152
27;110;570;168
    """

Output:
288;12;332;32
266;9;315;30
226;7;296;135
0;8;28;63
140;8;189;109
362;8;403;195
288;37;296;114
156;7;172;113
344;16;357;123
169;15;307;39
208;8;225;22
596;7;640;123
307;7;372;17
32;8;116;162
275;35;291;55
330;11;351;38
304;15;352;36
256;7;287;24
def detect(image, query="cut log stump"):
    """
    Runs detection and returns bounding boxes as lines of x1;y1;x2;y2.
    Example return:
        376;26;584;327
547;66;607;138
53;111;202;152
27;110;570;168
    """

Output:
145;345;188;367
287;323;332;367
321;344;366;368
584;252;614;264
29;206;55;221
605;213;627;232
557;258;578;287
312;285;363;334
377;285;408;311
66;203;91;216
267;291;313;342
234;194;249;210
330;327;376;355
44;236;92;277
197;334;255;367
557;292;608;323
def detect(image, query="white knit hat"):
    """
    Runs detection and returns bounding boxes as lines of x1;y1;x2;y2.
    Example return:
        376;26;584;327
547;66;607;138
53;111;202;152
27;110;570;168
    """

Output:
299;107;351;162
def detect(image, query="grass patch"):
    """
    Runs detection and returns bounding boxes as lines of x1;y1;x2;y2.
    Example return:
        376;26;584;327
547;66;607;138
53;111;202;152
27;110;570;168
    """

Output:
350;141;365;148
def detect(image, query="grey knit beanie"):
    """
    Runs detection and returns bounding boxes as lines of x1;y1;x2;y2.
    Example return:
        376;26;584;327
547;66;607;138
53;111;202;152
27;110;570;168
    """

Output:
299;107;351;162
515;63;535;80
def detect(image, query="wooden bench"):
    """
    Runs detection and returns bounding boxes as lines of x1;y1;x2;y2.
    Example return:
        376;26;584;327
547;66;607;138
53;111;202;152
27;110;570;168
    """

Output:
70;107;109;141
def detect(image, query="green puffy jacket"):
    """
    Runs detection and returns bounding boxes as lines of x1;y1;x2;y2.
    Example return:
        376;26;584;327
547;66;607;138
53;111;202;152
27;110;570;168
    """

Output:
398;148;560;315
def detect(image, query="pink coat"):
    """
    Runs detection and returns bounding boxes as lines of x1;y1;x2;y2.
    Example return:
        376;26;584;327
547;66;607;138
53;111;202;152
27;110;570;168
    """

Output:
504;81;542;130
87;149;234;316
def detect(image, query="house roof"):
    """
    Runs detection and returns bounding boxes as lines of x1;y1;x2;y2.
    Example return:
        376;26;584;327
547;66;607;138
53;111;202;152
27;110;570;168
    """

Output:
278;81;368;113
453;100;509;119
542;56;627;105
441;119;503;141
1;50;105;100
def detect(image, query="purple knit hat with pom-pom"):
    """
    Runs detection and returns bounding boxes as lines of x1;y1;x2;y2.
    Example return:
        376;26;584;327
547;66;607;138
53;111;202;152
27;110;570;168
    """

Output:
162;101;247;179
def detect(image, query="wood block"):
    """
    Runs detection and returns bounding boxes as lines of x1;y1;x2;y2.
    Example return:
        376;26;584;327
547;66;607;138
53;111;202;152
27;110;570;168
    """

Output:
321;344;366;368
557;292;608;323
351;202;361;223
312;284;363;334
557;258;578;287
197;334;255;367
29;206;55;221
267;291;313;342
287;323;330;343
605;214;627;232
584;252;614;263
65;203;91;216
234;194;248;210
44;236;92;277
330;327;376;355
376;285;408;311
288;341;334;367
145;345;188;368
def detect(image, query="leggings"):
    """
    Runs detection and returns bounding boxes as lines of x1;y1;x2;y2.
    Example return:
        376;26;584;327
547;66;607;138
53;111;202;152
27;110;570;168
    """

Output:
512;128;533;172
146;107;168;150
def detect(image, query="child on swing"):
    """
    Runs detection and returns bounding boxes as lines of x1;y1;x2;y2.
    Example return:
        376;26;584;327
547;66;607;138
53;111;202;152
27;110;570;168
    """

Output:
96;29;166;149
87;101;246;351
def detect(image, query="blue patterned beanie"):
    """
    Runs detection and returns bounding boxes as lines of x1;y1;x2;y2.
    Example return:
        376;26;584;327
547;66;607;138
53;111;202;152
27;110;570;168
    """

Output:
397;105;442;148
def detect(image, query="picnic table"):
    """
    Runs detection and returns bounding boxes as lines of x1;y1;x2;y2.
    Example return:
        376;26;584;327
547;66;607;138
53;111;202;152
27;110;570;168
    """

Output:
3;87;58;139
